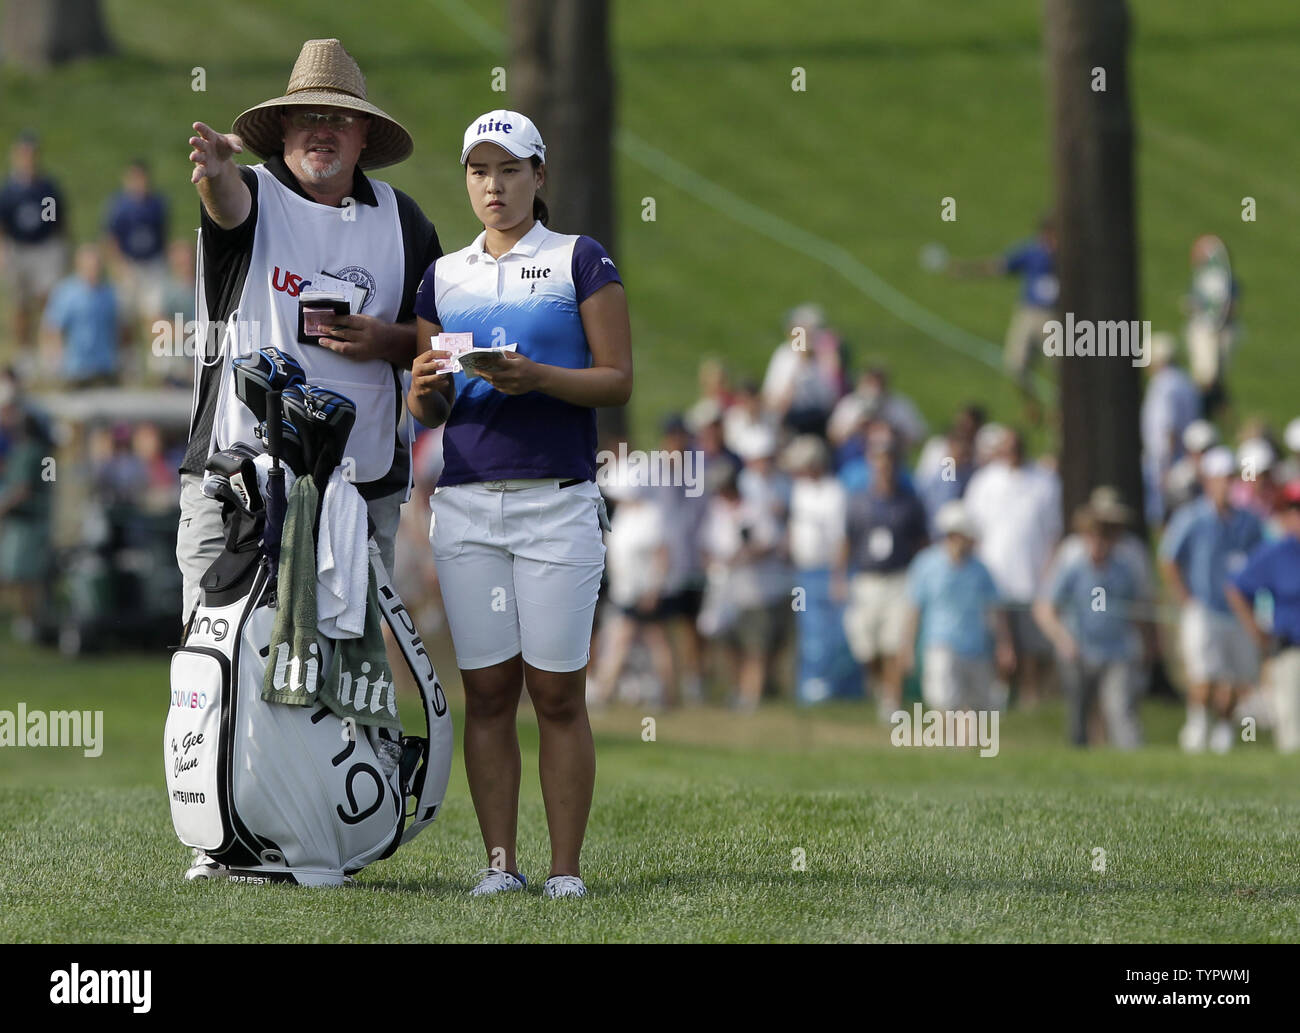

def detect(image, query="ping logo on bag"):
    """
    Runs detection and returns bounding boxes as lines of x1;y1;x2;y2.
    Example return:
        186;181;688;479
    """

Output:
189;616;229;642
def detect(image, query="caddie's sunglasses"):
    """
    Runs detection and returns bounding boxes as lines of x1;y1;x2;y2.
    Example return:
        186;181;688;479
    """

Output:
287;111;359;131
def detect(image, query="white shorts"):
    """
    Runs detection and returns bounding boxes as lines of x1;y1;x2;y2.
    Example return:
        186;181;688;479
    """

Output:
1180;601;1258;686
922;645;994;711
1269;649;1300;754
118;256;168;323
843;571;908;663
430;479;605;673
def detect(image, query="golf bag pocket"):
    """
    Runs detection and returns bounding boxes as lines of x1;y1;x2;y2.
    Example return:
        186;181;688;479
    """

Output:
166;648;227;851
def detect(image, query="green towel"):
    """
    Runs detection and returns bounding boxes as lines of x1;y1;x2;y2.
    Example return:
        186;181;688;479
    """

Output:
321;564;400;730
262;476;323;706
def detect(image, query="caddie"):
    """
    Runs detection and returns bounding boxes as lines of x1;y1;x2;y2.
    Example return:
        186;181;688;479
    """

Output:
178;38;442;619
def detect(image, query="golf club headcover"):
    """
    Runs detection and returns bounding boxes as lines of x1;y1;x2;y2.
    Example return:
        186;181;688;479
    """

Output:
232;349;305;425
281;384;325;484
255;419;307;479
299;386;357;494
204;443;265;514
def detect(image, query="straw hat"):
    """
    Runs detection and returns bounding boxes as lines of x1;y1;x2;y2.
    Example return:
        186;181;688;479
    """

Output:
232;39;413;170
1086;485;1134;526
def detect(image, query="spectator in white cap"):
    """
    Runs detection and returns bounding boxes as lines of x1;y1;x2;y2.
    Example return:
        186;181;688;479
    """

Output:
687;396;741;494
1273;417;1300;485
1140;331;1199;525
828;365;928;461
1164;418;1219;517
1160;445;1264;753
963;428;1062;706
839;433;930;716
722;377;774;458
761;303;845;436
589;477;677;711
1035;502;1151;749
784;435;859;703
1231;436;1277;519
900;501;1013;712
736;421;789;526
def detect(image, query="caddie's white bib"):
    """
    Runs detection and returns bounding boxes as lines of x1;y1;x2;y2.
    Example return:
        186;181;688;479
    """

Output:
209;164;406;484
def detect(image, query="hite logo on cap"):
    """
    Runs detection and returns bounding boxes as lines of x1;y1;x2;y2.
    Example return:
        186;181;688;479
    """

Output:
461;109;546;164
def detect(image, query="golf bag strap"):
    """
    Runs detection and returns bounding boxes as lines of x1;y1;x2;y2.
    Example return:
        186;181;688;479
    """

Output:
367;540;452;846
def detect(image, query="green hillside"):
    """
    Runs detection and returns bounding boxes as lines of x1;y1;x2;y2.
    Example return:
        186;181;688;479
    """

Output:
1;0;1295;444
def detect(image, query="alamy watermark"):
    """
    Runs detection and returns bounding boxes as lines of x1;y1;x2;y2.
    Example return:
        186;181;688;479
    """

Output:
150;314;263;359
890;704;1000;758
0;704;103;758
596;441;704;498
1043;314;1151;367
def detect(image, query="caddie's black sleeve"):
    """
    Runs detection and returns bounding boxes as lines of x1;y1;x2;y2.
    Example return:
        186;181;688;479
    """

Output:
198;165;259;317
393;187;442;324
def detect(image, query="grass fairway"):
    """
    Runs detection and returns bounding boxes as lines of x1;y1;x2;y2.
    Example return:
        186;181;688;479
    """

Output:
2;634;1299;943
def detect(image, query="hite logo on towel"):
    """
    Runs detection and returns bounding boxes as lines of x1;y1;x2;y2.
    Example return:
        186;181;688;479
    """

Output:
334;660;396;719
268;641;321;698
49;965;151;1013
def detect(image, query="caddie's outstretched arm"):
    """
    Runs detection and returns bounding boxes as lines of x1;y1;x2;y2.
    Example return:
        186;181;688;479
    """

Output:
190;121;252;229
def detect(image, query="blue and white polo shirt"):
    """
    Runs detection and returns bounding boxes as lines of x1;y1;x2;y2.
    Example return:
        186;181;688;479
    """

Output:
414;220;622;485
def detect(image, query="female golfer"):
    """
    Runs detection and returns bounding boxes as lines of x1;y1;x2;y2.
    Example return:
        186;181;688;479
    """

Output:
407;111;632;899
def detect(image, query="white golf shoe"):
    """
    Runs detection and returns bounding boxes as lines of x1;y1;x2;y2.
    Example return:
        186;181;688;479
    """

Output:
543;874;588;899
184;848;228;881
1209;720;1235;754
469;868;527;897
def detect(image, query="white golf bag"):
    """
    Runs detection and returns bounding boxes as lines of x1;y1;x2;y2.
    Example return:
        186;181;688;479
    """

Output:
165;512;453;887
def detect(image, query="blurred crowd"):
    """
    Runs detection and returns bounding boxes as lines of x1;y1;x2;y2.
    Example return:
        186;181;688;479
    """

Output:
4;124;1296;754
0;130;194;389
543;294;1297;756
0;131;190;640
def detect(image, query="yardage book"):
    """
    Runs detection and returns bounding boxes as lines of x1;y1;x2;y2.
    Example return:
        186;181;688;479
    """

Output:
433;333;517;377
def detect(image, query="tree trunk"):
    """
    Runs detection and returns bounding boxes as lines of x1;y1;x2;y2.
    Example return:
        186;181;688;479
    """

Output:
1045;0;1144;536
2;0;114;69
509;0;624;439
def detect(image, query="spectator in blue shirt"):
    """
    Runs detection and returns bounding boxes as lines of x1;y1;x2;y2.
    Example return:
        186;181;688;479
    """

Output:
1160;446;1264;753
104;160;169;346
1226;480;1300;753
901;501;1013;712
838;433;930;716
0;131;67;359
948;216;1058;420
42;244;121;387
1035;504;1153;749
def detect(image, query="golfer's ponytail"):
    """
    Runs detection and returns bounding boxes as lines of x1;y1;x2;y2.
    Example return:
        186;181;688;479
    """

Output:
531;156;549;226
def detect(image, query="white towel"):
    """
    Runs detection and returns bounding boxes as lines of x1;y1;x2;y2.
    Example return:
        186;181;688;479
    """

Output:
316;467;368;639
250;451;296;499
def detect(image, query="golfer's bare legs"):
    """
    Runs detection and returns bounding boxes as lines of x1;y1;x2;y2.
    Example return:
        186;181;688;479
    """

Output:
462;655;525;875
524;661;594;879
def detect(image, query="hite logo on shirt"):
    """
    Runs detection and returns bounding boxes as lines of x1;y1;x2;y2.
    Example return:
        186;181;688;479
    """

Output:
521;266;551;294
49;965;151;1013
